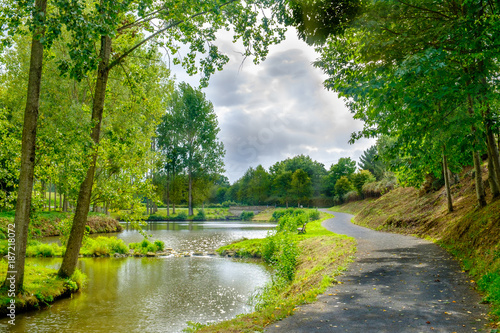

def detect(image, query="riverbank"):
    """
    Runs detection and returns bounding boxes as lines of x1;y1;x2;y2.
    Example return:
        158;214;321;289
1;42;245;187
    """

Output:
0;261;85;316
191;210;357;332
332;170;500;324
0;212;122;239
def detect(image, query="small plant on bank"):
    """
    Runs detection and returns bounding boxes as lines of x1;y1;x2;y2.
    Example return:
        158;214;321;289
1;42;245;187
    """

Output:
308;209;320;221
171;211;188;221
193;209;206;221
129;238;165;254
80;236;128;256
240;211;254;221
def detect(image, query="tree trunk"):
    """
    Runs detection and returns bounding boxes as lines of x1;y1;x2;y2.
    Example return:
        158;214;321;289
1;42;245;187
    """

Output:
63;194;68;212
58;35;111;278
41;180;46;209
166;176;170;217
59;186;62;211
487;153;500;198
188;170;193;216
3;0;47;293
473;151;487;208
442;154;453;212
486;122;500;188
48;182;52;212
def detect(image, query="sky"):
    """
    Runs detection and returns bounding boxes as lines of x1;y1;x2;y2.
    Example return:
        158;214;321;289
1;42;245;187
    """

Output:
170;29;375;183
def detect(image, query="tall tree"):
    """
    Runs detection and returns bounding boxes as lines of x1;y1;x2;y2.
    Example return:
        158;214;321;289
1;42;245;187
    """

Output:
158;82;225;216
59;0;286;278
290;169;312;207
2;0;48;292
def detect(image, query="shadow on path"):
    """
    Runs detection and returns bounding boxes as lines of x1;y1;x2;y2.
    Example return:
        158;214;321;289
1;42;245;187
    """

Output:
265;210;489;333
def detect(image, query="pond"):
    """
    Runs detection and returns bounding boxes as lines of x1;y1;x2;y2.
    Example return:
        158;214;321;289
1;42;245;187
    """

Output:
1;220;276;333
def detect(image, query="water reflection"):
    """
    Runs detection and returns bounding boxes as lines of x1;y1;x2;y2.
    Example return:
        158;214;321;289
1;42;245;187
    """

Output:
1;221;274;333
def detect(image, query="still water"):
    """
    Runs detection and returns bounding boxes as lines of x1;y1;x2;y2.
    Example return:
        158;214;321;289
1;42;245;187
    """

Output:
1;221;275;333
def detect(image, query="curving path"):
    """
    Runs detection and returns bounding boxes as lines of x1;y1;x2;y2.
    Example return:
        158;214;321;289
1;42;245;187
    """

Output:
265;210;490;333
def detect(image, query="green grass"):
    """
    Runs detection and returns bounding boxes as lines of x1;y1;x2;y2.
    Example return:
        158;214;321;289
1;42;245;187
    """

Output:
0;261;86;314
194;210;356;332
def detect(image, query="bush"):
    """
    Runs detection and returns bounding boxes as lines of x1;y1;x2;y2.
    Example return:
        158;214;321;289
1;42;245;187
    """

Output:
80;236;128;256
171;211;187;221
240;211;254;221
344;190;361;203
25;241;64;257
192;209;206;221
271;208;305;222
308;209;320;221
129;238;164;254
362;173;397;198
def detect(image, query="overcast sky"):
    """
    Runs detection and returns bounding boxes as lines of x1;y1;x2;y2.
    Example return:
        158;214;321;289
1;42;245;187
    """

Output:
170;29;375;183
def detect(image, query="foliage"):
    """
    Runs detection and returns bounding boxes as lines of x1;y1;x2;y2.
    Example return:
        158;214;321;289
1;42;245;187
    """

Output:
239;211;254;221
271;208;306;222
308;209;320;221
25;241;64;257
359;145;385;180
334;176;353;202
80;237;129;256
157;82;225;215
129;238;165;254
171;211;188;221
351;170;376;198
192;209;206;221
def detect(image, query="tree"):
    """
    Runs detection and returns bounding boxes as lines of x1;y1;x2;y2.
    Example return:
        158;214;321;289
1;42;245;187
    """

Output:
351;170;375;198
290;169;312;207
324;157;356;197
359;146;385;180
58;0;286;278
312;0;500;208
334;176;353;202
272;170;293;208
2;0;49;292
158;82;225;216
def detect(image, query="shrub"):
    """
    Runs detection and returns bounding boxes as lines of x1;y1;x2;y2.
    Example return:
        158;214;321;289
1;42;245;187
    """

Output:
129;238;164;254
171;211;187;221
154;240;165;252
25;242;64;257
240;211;254;221
192;209;206;221
308;209;320;221
80;236;128;256
271;208;305;222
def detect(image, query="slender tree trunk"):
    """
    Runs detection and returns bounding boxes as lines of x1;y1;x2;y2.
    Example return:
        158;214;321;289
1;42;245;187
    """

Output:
41;180;46;209
442;154;453;212
166;176;170;217
487;153;500;198
3;0;47;293
173;202;176;215
473;151;487;208
48;182;51;212
188;170;193;216
59;186;62;211
486;121;500;188
63;194;68;212
58;35;111;278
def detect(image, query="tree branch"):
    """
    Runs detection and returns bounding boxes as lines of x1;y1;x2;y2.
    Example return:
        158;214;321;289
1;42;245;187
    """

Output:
108;0;238;70
396;0;451;19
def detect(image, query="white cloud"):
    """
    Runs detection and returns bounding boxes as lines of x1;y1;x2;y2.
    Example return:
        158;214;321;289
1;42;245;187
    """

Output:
169;29;376;182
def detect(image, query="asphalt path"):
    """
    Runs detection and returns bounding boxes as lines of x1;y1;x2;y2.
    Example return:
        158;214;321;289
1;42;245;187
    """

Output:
265;210;490;333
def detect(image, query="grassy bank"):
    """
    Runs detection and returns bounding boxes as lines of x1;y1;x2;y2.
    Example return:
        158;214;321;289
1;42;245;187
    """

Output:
332;166;500;322
0;211;122;239
0;261;85;315
192;210;356;332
